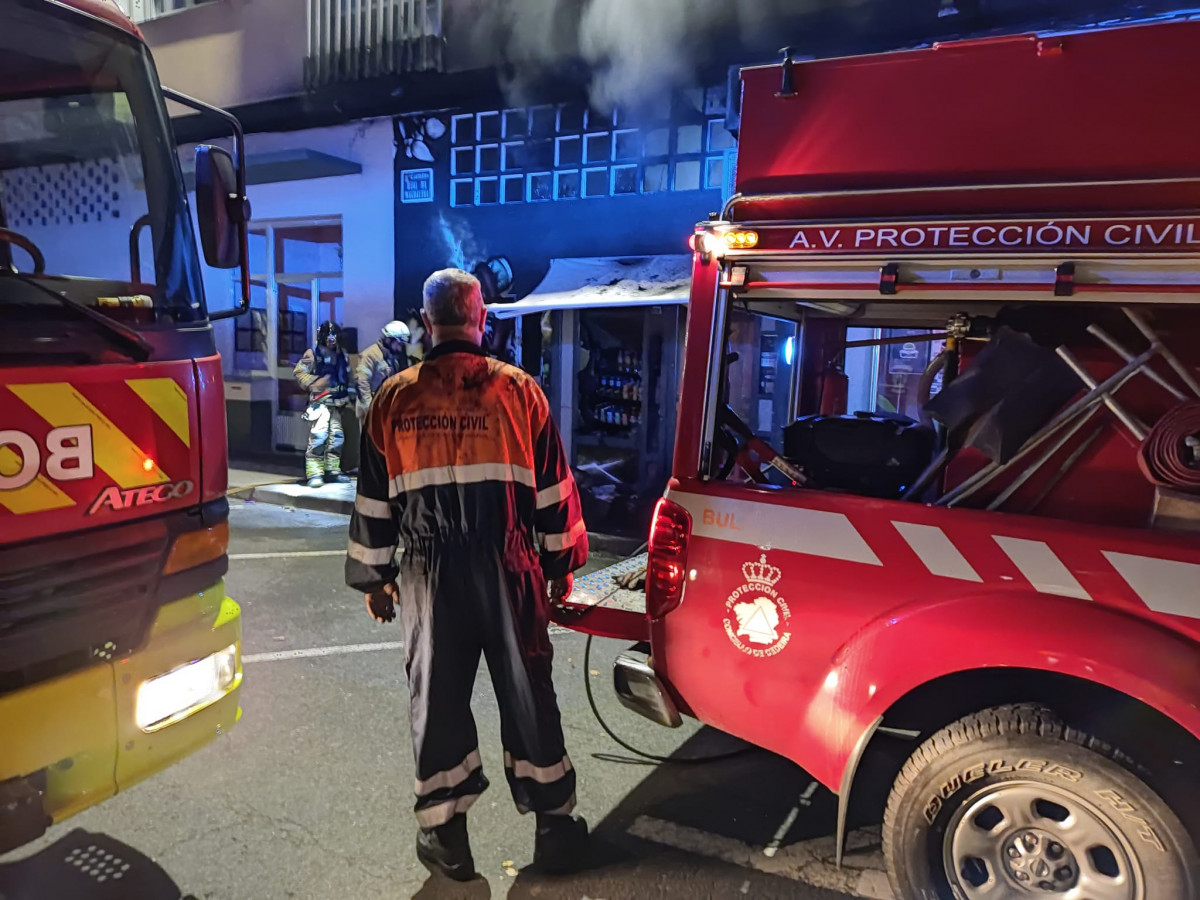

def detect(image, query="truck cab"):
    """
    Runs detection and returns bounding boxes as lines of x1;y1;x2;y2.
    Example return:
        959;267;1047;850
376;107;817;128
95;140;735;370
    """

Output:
1;0;249;852
556;20;1200;899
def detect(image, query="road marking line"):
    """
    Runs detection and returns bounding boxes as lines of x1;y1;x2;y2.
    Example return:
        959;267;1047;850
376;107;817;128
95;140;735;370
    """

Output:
243;641;404;663
763;798;802;858
798;780;820;807
230;550;347;560
627;815;894;900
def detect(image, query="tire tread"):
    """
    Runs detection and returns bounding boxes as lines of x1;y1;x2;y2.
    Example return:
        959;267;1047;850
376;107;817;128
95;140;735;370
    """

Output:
881;703;1130;899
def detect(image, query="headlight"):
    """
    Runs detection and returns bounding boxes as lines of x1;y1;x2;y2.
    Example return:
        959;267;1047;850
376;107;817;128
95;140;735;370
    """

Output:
135;644;239;732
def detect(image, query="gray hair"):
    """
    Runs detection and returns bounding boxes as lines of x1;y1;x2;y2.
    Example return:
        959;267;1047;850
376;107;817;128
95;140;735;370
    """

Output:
422;268;482;327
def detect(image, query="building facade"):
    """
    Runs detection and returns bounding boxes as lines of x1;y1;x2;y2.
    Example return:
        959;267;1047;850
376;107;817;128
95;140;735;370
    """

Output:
129;0;1190;485
388;86;736;534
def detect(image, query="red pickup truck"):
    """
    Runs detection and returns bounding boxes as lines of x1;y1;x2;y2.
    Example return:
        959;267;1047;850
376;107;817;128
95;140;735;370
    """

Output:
556;19;1200;899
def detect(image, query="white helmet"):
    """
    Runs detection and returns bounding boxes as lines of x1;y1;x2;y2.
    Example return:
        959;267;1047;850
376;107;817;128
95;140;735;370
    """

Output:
382;320;410;341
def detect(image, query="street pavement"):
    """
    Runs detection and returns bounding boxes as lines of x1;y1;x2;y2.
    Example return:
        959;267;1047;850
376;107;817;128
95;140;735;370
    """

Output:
2;500;891;900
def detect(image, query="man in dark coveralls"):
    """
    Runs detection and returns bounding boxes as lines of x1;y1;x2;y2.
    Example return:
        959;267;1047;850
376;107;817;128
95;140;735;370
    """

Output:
345;268;589;880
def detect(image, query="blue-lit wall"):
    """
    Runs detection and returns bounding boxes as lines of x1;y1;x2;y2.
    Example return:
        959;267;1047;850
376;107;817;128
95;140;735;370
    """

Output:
392;94;732;314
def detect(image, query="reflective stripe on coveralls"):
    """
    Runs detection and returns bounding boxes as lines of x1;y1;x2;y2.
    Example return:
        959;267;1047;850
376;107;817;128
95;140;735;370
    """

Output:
304;404;345;479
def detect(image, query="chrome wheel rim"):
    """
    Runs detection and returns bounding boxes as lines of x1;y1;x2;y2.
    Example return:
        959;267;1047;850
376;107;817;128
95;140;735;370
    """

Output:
943;781;1142;899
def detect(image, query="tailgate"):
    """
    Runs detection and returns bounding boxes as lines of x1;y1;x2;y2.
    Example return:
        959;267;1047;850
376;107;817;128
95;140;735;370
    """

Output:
0;360;201;545
551;553;650;641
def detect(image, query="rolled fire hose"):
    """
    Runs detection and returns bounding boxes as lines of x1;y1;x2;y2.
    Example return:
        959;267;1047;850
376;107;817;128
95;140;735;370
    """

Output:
1138;401;1200;489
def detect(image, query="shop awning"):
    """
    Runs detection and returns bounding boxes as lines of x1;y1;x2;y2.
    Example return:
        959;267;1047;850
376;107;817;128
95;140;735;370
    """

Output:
487;255;691;320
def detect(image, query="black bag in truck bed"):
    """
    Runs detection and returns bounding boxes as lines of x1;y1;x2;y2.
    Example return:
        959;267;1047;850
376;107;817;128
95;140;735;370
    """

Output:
783;413;936;499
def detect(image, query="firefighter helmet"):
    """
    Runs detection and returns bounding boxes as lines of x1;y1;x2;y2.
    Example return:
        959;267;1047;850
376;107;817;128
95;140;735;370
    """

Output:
316;321;343;347
382;320;410;342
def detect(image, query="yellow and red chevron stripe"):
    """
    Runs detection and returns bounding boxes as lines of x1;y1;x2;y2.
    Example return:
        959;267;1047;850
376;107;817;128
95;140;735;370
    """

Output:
0;361;199;543
0;445;75;515
9;383;172;489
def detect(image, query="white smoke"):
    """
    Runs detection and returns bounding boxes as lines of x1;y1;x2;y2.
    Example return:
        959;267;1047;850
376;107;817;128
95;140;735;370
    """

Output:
462;0;872;112
435;213;484;271
578;0;702;112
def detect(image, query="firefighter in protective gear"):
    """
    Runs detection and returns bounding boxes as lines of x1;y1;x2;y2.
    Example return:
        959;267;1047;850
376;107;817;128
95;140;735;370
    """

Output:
354;320;411;426
294;321;352;488
345;269;589;881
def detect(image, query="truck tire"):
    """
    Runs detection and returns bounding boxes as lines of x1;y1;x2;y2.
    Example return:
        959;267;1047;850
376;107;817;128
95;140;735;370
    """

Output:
881;704;1199;900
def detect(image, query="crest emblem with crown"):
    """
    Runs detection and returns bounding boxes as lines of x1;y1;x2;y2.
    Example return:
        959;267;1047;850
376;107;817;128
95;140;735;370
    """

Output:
723;553;793;657
742;555;782;591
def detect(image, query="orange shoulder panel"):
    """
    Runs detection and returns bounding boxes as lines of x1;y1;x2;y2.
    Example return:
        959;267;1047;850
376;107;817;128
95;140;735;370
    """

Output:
373;354;540;481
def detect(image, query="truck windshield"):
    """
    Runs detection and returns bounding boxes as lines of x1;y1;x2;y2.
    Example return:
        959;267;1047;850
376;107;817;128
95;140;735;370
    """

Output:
0;3;205;323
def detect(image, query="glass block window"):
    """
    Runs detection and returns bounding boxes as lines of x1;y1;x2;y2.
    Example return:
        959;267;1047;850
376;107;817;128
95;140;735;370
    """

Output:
674;160;702;192
438;94;735;205
676;125;703;155
529;172;553;201
502;175;524;204
451;115;474;145
451;147;473;176
612;165;638;195
556;136;582;167
476;144;501;174
503;109;529;138
530;106;557;140
555;170;581;200
524;140;554;170
451;179;474;207
583;167;609;198
613;129;640;161
477;112;502;142
584;133;610;164
707;120;737;152
705;156;725;191
557;104;586;133
644;128;670;158
501;142;523;172
475;177;499;205
643;164;669;193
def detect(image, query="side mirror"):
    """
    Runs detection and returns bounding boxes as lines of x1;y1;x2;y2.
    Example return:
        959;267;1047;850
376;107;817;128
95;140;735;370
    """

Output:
195;144;244;269
164;87;251;320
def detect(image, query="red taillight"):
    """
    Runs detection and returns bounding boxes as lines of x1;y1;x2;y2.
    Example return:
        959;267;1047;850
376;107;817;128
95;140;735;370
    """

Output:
647;497;692;620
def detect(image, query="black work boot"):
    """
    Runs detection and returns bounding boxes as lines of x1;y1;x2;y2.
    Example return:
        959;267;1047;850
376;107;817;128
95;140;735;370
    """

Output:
533;813;589;875
325;472;353;484
416;814;476;882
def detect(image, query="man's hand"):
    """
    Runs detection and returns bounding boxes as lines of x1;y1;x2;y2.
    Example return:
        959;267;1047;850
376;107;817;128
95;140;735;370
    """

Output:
548;573;574;604
365;582;399;623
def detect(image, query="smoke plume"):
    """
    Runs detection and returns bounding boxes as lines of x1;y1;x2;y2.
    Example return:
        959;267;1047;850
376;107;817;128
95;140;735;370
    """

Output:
435;212;485;271
459;0;872;112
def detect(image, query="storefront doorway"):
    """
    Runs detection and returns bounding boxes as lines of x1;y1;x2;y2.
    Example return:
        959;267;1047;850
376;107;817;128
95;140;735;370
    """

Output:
528;304;684;538
489;255;690;538
224;219;344;456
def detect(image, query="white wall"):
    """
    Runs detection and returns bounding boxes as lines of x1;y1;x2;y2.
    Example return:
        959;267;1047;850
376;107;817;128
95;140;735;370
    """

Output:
141;0;306;108
192;117;396;349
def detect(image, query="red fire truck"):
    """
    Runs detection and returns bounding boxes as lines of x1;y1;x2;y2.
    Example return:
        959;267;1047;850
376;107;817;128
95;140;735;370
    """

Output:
558;19;1200;899
1;0;250;852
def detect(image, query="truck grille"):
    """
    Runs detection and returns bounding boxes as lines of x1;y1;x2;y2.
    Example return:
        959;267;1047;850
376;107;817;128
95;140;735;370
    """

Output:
0;520;168;690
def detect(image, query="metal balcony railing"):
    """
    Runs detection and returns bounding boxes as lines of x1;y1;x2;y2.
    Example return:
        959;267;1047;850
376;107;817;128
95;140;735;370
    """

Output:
306;0;443;89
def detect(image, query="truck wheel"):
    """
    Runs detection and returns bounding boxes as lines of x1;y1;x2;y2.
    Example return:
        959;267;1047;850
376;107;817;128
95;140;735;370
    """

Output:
881;704;1199;900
